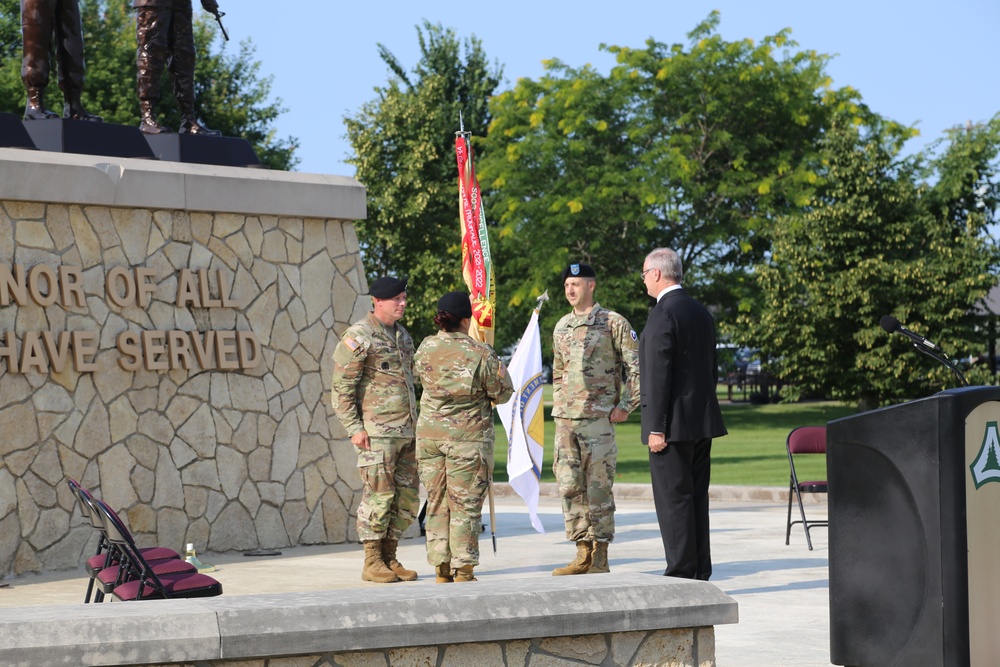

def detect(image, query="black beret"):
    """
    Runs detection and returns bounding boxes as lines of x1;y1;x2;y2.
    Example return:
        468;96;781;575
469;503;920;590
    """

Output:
561;263;596;282
369;276;407;299
438;291;473;319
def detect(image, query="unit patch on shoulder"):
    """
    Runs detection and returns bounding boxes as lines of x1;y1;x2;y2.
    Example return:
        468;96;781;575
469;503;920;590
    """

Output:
630;330;637;341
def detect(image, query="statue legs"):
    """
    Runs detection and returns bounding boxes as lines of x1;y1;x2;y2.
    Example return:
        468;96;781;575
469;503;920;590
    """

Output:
169;8;219;137
136;7;171;133
55;0;99;121
21;0;58;119
21;0;99;121
136;4;219;136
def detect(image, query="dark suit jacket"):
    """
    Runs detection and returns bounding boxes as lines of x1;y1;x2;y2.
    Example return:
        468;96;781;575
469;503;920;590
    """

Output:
639;288;727;443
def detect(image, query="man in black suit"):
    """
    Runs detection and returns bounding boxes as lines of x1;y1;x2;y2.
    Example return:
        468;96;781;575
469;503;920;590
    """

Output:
638;248;727;580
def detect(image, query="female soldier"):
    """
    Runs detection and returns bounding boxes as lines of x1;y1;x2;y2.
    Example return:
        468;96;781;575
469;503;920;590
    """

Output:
414;292;514;582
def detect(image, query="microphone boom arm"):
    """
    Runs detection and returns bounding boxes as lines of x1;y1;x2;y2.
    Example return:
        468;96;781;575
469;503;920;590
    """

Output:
910;341;969;387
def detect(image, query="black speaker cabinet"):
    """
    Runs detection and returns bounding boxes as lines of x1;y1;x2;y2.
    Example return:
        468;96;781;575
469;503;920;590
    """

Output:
828;386;1000;666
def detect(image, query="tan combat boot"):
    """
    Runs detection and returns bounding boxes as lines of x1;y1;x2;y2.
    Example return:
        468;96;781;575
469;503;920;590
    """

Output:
435;563;454;583
361;540;398;583
588;541;610;573
381;538;418;581
552;540;594;576
454;565;477;582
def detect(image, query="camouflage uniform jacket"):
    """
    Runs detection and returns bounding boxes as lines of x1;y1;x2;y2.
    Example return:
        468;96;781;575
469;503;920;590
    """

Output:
414;331;514;442
330;312;417;438
552;303;640;419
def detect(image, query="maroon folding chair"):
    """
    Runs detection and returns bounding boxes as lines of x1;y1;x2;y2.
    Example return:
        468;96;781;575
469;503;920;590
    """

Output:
68;480;183;602
67;479;108;603
92;499;222;601
785;426;829;550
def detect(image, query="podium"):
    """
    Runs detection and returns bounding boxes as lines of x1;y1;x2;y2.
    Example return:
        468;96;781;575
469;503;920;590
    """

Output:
827;386;1000;666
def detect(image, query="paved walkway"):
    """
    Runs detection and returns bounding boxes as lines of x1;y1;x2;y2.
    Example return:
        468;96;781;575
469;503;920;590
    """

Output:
0;486;831;667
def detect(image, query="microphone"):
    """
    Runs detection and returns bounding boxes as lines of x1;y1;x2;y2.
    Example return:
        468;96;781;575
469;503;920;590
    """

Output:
879;315;940;351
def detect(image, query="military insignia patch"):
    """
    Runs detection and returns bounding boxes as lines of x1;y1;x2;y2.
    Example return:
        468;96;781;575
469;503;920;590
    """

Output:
499;363;507;378
570;264;580;275
630;330;637;341
344;337;359;351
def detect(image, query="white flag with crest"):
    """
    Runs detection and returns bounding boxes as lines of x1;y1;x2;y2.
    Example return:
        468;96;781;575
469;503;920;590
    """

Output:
498;304;546;533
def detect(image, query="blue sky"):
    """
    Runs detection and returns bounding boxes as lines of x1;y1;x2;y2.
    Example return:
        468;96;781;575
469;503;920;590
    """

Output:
225;0;999;176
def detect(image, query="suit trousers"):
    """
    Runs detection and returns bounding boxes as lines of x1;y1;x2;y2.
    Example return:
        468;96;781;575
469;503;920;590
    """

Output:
649;437;713;579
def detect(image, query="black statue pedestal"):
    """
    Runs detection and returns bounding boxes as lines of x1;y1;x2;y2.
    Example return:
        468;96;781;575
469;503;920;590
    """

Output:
0;113;37;149
144;133;262;168
23;118;155;159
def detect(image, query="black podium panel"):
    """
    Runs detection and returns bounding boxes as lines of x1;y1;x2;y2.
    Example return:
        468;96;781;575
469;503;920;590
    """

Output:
143;133;261;167
828;387;1000;667
23;119;155;159
0;113;36;149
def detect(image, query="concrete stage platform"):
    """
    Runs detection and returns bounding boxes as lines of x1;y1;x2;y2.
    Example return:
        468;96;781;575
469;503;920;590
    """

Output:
0;484;830;667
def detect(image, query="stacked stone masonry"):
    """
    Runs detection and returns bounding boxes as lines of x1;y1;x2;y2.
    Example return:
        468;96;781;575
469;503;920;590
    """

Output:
0;198;370;576
127;630;717;667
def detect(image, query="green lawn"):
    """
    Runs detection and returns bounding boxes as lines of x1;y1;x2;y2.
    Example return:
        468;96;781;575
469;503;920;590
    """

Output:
494;385;856;487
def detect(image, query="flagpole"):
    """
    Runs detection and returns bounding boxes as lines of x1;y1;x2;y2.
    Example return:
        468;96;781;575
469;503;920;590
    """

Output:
455;115;500;551
488;483;497;555
534;290;550;315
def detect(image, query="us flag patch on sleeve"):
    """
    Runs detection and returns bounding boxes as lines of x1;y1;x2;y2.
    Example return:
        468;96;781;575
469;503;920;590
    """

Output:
344;337;359;351
499;363;506;378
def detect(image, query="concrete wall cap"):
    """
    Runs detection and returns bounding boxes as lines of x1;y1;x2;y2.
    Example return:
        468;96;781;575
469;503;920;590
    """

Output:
0;573;737;665
0;148;366;220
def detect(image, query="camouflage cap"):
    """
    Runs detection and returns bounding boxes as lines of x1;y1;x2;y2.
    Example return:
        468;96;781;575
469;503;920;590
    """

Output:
561;263;596;282
370;276;407;299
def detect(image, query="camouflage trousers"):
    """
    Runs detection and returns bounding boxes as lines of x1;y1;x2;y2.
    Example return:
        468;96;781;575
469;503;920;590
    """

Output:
356;437;419;542
417;438;493;567
553;416;617;542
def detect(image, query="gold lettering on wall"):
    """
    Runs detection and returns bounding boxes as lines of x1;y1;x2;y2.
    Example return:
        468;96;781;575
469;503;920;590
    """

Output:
113;330;262;372
176;268;242;309
0;264;88;308
0;330;99;373
1;263;260;374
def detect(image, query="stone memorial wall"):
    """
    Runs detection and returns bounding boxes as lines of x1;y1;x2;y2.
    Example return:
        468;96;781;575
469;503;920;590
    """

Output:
0;149;367;576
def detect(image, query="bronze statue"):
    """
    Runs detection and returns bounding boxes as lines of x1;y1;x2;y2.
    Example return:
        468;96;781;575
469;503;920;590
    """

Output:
133;0;222;136
20;0;101;121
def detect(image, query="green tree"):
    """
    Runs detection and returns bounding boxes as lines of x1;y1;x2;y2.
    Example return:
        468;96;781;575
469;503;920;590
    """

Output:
345;21;502;341
0;0;297;170
481;12;861;350
743;113;1000;407
0;0;17;61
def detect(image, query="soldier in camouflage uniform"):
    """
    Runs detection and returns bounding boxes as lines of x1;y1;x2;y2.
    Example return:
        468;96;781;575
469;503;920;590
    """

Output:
330;276;419;584
414;292;514;583
551;263;640;575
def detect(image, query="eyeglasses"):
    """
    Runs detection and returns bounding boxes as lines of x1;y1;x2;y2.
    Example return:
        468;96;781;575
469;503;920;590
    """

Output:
640;268;656;278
